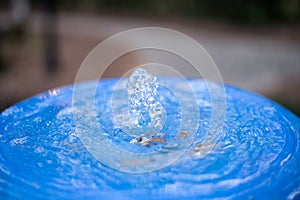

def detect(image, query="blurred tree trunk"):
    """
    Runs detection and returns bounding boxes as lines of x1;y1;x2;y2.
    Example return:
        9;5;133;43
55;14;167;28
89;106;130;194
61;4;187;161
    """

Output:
42;0;60;74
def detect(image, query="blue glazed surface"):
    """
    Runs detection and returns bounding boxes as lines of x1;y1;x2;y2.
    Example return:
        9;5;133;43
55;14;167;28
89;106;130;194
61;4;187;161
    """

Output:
0;78;299;199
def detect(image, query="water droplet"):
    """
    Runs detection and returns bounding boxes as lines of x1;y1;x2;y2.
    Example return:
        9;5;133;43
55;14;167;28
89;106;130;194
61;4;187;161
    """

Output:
127;68;165;133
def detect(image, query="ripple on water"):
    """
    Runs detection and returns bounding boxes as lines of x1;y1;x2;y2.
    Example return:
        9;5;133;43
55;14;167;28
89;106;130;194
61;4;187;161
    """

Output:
0;78;299;199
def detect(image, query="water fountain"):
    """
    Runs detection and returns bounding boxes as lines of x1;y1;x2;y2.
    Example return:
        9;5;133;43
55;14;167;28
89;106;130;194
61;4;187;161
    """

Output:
0;66;299;199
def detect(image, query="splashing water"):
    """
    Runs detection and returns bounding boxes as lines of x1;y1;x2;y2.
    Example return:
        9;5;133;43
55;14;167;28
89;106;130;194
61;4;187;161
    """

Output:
1;78;300;198
127;68;165;133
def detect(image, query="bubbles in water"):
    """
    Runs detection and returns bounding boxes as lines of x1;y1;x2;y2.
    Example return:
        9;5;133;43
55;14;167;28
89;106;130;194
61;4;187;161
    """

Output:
127;68;165;133
9;136;28;146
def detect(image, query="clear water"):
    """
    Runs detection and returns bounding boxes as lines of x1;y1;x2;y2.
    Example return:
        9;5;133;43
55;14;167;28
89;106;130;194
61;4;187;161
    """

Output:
0;78;300;199
126;68;165;134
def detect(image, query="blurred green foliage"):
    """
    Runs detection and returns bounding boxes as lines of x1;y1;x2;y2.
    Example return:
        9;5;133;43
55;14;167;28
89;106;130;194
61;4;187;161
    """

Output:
42;0;300;25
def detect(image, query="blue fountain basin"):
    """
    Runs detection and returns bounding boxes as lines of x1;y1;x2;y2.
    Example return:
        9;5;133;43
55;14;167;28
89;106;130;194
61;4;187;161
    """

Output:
0;78;299;199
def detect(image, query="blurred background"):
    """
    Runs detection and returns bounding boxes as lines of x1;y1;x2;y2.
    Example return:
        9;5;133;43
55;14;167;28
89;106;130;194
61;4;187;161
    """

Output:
0;0;299;115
